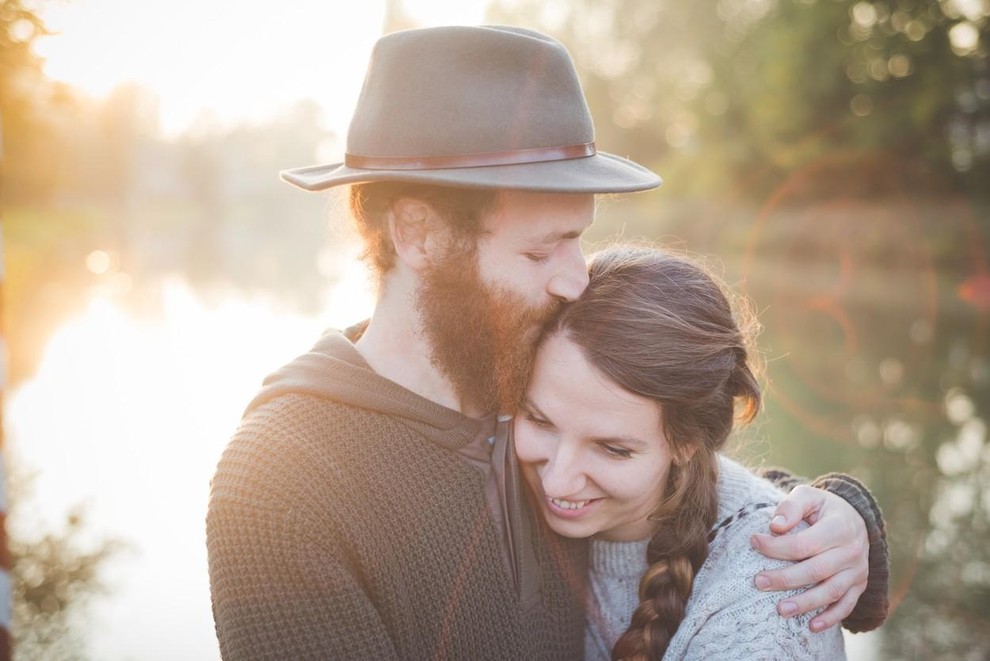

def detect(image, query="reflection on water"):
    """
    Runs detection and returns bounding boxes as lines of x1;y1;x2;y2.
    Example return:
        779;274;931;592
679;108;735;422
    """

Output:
730;197;990;660
6;268;372;661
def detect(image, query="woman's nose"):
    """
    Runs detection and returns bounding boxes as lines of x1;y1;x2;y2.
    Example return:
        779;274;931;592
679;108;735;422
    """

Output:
539;444;587;498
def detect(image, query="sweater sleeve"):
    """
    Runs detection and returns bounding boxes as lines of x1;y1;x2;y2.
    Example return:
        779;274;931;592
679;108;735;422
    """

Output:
207;428;402;661
757;466;890;633
208;498;401;661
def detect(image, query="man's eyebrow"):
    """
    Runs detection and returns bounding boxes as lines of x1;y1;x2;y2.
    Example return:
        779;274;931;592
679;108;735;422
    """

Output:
529;229;583;244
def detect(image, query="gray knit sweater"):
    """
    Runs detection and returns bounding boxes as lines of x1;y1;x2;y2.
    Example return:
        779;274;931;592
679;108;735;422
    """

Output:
585;456;847;661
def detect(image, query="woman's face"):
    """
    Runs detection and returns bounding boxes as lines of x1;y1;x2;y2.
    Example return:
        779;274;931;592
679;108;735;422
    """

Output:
515;333;673;542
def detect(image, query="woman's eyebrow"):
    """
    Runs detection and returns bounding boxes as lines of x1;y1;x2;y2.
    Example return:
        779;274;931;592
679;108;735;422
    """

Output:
521;397;552;422
592;434;649;450
524;396;650;450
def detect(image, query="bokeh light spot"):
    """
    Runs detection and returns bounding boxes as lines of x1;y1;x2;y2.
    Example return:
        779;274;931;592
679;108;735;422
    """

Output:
86;250;112;274
883;418;919;450
880;357;905;386
905;19;928;42
851;93;874;116
854;415;882;448
888;53;912;78
949;21;980;55
869;57;891;81
846;61;868;83
851;2;878;28
945;388;976;424
10;18;34;42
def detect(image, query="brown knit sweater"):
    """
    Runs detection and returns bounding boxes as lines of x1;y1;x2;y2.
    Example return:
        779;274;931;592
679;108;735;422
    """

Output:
206;330;586;660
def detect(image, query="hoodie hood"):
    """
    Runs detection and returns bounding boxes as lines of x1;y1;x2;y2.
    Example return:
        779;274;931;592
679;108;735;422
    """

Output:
244;324;485;451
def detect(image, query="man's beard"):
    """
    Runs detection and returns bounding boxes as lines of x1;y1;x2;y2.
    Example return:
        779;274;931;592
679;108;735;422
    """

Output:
417;246;560;414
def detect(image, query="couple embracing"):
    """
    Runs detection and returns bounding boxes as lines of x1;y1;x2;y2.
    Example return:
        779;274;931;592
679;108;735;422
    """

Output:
207;25;888;660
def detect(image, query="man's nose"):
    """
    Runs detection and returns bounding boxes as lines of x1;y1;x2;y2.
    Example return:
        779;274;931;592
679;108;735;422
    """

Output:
546;242;589;303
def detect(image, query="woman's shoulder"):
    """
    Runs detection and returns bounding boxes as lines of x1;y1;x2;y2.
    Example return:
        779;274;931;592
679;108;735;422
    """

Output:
661;456;846;659
707;455;798;590
715;454;786;520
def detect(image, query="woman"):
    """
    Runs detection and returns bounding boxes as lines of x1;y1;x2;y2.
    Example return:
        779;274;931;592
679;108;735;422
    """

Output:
515;245;848;660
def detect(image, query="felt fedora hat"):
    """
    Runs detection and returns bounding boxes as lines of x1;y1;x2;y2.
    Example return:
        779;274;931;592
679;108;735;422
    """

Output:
281;25;661;194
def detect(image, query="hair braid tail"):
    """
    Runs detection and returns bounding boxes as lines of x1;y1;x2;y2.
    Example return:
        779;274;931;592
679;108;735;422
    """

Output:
611;451;719;661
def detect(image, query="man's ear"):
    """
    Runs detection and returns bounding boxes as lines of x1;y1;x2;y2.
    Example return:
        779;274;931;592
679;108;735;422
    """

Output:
388;197;438;272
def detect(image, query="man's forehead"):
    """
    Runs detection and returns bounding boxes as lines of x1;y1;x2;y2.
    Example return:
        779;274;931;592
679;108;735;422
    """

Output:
483;190;596;240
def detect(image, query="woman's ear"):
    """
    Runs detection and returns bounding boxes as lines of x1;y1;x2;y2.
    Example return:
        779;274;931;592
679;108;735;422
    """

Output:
388;197;433;272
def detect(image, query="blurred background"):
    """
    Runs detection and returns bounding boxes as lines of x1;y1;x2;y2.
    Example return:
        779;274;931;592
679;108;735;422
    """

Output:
2;0;988;659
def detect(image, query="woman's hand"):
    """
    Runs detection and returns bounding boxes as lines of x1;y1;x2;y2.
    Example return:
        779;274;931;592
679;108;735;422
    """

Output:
749;485;869;633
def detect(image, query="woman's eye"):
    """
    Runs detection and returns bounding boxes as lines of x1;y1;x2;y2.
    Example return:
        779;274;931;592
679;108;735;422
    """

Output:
524;412;553;429
524;252;550;264
602;444;633;459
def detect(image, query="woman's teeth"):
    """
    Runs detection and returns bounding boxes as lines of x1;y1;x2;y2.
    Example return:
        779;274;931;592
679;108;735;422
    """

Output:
550;497;590;510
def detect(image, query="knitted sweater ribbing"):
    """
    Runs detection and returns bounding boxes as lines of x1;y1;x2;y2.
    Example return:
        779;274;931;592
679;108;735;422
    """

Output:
585;456;847;661
206;330;586;660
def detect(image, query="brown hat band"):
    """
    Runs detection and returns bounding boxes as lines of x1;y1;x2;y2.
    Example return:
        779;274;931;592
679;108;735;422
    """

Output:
344;142;596;171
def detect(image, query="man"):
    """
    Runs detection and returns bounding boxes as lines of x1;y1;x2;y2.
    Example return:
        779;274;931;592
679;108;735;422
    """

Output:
207;25;887;660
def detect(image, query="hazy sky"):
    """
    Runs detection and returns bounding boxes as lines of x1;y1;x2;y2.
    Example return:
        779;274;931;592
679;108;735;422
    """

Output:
36;0;492;137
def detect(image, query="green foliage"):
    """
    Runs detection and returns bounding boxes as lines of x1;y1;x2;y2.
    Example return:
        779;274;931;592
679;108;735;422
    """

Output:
490;0;990;201
7;465;125;661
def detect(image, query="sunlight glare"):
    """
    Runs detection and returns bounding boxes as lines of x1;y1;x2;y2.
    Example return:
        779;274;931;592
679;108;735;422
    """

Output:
36;0;492;138
6;270;373;661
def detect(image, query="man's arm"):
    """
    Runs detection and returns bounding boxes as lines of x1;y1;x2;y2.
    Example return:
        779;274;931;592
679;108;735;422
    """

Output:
668;504;848;661
753;468;890;633
207;496;401;661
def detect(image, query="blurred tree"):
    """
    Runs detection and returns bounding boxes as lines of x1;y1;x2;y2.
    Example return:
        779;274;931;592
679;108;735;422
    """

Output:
1;0;63;206
490;0;990;201
7;466;123;661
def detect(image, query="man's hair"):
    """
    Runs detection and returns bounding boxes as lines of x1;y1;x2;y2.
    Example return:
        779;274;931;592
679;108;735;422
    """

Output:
541;245;762;661
348;182;499;276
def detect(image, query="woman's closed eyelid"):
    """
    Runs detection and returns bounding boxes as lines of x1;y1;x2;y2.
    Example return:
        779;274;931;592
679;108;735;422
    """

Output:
526;413;552;427
601;444;633;459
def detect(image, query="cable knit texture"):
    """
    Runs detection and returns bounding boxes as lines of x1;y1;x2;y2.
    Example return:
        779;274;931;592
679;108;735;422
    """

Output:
585;457;847;661
206;329;585;660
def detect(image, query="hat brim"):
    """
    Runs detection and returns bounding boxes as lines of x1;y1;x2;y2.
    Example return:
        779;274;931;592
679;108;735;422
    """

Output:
280;151;661;194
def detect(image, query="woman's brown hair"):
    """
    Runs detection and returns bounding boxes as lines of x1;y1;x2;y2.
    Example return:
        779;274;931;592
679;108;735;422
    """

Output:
543;245;763;660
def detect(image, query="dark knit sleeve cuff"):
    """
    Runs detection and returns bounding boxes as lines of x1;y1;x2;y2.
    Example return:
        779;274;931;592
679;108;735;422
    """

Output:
757;466;806;494
809;472;890;632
